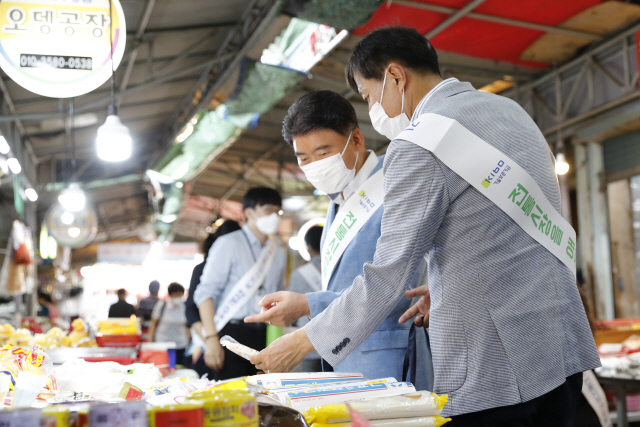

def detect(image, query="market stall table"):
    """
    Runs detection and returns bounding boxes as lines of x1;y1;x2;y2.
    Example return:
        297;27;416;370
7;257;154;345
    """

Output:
597;374;640;426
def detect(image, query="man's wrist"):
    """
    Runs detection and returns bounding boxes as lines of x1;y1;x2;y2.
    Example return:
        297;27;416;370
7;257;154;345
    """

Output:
293;327;314;355
303;295;311;318
205;334;219;341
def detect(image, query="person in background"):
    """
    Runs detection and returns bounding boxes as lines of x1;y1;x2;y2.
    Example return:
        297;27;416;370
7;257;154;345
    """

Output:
136;280;160;332
108;289;135;318
195;187;286;380
149;283;190;367
287;225;323;372
37;292;60;320
185;220;241;377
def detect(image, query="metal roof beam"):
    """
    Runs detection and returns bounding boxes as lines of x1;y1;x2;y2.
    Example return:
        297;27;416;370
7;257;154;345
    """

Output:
395;0;601;41
426;0;487;39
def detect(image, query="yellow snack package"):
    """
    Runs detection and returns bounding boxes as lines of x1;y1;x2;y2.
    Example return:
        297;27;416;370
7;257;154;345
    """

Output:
186;390;258;427
303;392;448;425
311;416;451;427
42;404;70;427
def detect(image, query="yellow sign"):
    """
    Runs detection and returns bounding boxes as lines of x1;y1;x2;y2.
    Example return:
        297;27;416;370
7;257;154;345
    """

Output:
0;0;126;98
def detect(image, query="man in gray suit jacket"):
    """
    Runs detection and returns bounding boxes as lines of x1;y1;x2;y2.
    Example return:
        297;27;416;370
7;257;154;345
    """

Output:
251;27;600;424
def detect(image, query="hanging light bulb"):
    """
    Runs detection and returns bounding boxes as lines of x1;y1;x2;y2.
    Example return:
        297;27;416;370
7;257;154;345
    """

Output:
25;188;38;202
58;183;86;212
97;111;132;162
555;152;570;175
0;136;10;155
7;158;21;174
96;0;131;162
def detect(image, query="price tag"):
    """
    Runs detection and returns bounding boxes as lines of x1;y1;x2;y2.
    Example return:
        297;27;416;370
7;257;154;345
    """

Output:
89;402;147;427
0;409;41;427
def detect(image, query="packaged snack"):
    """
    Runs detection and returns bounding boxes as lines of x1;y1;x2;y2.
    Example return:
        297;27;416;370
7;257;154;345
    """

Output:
42;404;71;427
147;403;204;427
88;401;147;427
302;392;448;424
0;408;41;427
247;373;364;388
193;379;267;396
186;389;258;427
220;336;259;361
278;382;416;411
310;416;451;427
11;371;48;407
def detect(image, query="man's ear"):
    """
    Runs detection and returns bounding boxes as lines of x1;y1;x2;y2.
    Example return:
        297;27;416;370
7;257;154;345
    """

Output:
387;63;407;91
352;128;366;152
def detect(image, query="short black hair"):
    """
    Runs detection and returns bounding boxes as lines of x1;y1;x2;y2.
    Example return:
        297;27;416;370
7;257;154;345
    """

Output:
346;26;441;93
202;220;241;258
117;288;126;297
38;292;52;303
167;282;184;295
304;226;323;254
242;187;282;211
282;90;358;146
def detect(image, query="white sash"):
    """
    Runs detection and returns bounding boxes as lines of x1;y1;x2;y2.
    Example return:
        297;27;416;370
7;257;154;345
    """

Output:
397;113;577;277
214;238;279;332
582;370;612;427
322;169;384;291
298;262;322;293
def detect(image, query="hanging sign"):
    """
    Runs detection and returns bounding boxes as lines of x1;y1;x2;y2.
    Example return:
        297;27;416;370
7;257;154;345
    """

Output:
45;203;98;248
0;0;126;98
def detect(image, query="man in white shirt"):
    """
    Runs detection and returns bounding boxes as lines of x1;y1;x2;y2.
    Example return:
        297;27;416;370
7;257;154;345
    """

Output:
195;187;286;379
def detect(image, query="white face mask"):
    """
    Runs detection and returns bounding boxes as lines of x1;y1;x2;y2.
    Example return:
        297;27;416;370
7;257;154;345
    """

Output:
369;69;410;140
255;212;280;235
300;132;358;194
170;297;182;306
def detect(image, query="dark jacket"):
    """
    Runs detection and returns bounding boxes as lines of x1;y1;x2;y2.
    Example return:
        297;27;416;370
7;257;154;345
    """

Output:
109;300;135;318
185;262;205;327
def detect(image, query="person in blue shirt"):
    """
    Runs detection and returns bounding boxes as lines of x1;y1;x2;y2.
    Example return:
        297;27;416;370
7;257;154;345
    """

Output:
246;91;423;382
195;187;286;380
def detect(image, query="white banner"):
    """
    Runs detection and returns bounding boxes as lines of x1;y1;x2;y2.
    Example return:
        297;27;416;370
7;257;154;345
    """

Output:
397;114;577;277
582;370;612;427
322;169;384;291
215;238;279;332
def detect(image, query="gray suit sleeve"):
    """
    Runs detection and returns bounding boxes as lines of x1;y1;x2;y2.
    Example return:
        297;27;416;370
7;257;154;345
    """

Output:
305;140;450;366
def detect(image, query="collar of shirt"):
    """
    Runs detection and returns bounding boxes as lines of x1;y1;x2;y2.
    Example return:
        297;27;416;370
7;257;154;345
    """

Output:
241;224;266;259
330;150;379;205
411;77;459;121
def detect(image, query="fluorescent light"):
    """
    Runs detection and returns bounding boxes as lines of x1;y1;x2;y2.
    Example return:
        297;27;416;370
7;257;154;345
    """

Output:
296;218;325;261
40;225;49;259
555;153;570;175
96;115;132;162
58;183;86;212
162;214;178;223
175;182;184;188
170;162;190;180
0;136;9;155
146;170;173;185
176;123;194;143
47;236;57;260
25;188;38;202
61;212;75;225
288;236;299;251
7;158;21;174
190;116;199;125
68;227;81;238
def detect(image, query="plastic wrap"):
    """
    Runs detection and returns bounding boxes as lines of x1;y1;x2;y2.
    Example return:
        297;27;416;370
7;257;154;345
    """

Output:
248;372;364;388
259;402;309;427
303;392;448;424
310;416;451;427
219;335;259;361
276;381;416;411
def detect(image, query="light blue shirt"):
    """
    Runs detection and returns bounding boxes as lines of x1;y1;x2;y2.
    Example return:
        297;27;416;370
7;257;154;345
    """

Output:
194;225;286;321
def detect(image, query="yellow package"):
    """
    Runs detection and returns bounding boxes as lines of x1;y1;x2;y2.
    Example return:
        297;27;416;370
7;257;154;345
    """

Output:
147;403;204;427
42;405;70;427
311;416;451;427
193;379;266;396
186;390;258;427
303;392;448;425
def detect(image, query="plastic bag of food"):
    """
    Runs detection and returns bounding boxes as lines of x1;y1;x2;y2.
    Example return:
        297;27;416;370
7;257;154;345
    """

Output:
311;416;451;427
259;402;309;427
303;391;448;424
193;379;268;396
248;372;364;388
219;336;259;361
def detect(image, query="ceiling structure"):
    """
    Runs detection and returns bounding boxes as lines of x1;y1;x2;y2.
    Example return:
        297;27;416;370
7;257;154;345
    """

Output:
0;0;638;246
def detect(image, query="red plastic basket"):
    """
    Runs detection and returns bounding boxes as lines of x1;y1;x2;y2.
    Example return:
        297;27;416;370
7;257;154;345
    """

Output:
96;334;141;348
81;356;136;365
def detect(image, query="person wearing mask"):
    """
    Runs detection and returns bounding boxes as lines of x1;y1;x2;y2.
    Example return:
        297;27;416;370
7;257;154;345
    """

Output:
136;280;160;334
195;187;286;380
185;220;241;378
37;292;60;321
108;289;135;318
249;27;599;424
148;282;190;367
246;90;424;384
287;225;323;372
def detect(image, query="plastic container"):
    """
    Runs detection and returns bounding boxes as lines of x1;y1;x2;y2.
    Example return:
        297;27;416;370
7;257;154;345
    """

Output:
95;334;141;348
42;405;70;427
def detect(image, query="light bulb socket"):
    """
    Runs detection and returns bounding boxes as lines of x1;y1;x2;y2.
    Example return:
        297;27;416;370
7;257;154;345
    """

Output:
107;104;117;116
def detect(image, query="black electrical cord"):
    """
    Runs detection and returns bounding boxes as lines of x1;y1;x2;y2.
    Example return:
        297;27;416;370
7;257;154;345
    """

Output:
108;0;116;116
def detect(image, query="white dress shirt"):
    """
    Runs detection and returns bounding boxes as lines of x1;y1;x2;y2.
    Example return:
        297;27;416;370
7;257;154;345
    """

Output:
330;150;379;205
